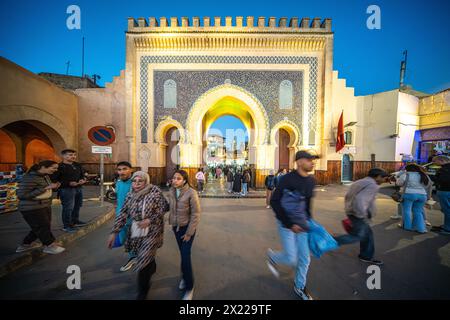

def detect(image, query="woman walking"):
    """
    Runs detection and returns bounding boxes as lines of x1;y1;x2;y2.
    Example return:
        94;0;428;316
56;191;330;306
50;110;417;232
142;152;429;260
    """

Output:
167;170;201;300
107;171;169;300
195;168;206;193
16;160;65;254
396;164;432;234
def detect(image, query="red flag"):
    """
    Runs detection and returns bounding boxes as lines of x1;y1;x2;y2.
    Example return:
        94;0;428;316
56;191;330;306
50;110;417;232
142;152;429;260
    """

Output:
336;111;345;153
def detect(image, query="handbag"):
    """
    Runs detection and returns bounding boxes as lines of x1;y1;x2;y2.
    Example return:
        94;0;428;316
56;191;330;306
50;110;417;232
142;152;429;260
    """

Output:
391;172;409;203
33;176;53;200
131;198;149;239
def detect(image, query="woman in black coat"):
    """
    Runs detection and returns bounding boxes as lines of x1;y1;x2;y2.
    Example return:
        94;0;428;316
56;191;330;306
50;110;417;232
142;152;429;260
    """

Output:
232;171;242;193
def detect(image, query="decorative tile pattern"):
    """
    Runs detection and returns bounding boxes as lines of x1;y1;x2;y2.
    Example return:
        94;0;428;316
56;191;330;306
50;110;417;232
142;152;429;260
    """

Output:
139;56;318;144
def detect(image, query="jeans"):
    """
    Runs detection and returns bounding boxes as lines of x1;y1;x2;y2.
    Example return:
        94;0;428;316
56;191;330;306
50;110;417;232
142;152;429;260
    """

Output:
21;207;56;246
173;226;196;291
269;220;311;290
227;182;233;192
402;193;427;233
137;259;156;300
266;189;273;206
197;180;204;192
437;191;450;231
242;183;248;195
59;187;83;228
335;215;375;260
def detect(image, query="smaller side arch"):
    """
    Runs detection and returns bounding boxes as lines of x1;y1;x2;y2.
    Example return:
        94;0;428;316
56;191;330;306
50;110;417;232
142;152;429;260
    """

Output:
270;120;301;147
154;117;185;144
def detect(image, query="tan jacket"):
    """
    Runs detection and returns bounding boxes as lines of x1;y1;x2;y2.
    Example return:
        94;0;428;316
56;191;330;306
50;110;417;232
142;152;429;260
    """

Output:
167;184;201;236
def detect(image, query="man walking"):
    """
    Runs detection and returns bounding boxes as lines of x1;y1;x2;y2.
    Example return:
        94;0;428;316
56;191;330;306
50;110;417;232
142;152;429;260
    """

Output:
52;149;87;233
334;168;387;265
267;151;318;300
115;161;137;272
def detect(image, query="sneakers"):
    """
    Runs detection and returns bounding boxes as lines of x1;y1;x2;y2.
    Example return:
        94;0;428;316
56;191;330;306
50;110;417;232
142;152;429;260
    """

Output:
266;205;271;209
390;214;401;220
120;257;137;272
73;220;88;227
294;286;313;300
62;227;77;233
266;249;280;279
43;245;65;255
179;279;186;290
15;241;42;253
182;289;194;300
358;256;384;265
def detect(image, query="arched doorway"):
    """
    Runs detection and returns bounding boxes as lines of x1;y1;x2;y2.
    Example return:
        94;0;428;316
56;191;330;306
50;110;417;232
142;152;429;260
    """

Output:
0;129;17;171
276;128;290;171
0;121;64;170
165;127;180;183
342;154;353;182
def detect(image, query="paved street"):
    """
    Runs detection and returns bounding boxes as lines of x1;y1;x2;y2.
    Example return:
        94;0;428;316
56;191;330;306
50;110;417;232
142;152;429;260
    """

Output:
0;184;449;300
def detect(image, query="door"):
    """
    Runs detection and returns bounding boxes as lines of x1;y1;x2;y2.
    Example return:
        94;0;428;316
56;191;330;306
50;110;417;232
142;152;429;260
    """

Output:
342;154;353;182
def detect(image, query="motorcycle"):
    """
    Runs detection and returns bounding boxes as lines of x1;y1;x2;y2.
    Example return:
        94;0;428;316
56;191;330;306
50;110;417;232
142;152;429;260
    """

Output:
104;181;117;201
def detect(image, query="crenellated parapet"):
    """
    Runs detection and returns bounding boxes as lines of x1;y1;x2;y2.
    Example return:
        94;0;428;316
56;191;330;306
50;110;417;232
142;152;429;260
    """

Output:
127;16;332;51
128;16;332;33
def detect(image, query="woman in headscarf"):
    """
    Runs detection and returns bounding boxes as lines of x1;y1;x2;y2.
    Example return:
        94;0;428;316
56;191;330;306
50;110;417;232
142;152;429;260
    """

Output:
107;171;169;300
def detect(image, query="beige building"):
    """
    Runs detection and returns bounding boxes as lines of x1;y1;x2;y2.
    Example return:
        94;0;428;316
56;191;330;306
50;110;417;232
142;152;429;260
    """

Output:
1;16;448;187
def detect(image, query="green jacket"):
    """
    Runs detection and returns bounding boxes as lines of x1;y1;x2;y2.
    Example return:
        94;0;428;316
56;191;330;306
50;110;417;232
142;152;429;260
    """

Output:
17;171;53;212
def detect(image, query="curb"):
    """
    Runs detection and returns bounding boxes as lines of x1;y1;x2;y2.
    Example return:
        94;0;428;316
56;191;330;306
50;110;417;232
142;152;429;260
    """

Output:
0;205;115;279
199;194;266;199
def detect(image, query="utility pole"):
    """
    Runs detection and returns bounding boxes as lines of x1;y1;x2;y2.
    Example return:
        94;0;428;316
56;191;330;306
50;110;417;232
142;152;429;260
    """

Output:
65;61;71;75
81;37;85;77
399;50;408;89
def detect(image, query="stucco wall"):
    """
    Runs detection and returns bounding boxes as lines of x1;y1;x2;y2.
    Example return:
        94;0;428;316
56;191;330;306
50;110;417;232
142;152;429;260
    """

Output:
395;92;420;161
0;57;78;152
75;70;129;163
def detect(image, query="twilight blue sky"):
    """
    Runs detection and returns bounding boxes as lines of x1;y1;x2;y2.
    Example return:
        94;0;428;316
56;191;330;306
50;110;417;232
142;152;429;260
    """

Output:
1;0;449;139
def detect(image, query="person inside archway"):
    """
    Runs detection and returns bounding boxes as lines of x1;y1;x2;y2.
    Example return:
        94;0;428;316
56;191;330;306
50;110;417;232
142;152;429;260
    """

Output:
232;170;243;195
16;160;65;254
195;168;206;193
51;149;87;233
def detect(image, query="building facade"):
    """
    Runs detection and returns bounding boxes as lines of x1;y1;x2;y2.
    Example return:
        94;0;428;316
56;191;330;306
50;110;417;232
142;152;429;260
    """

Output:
2;16;449;187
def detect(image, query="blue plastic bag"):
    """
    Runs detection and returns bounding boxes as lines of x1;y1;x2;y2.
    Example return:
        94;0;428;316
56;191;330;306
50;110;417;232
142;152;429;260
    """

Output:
308;219;339;258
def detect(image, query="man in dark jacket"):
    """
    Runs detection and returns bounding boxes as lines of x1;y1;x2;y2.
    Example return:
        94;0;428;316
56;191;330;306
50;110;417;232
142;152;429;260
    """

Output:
431;156;450;235
267;151;318;300
51;149;87;232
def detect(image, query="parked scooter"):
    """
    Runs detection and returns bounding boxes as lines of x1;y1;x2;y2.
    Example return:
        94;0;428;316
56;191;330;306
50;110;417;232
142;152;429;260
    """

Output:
104;180;117;201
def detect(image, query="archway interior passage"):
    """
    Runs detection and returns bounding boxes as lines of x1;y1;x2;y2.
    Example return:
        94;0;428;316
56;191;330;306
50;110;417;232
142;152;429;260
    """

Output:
203;96;251;168
0;121;61;171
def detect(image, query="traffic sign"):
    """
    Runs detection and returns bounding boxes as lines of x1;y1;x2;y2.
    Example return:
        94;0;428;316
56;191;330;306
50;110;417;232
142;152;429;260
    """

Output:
88;126;115;146
91;146;112;154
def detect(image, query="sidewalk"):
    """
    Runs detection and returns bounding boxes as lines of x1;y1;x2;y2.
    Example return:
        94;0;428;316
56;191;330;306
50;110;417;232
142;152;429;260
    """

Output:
0;198;114;278
197;178;266;198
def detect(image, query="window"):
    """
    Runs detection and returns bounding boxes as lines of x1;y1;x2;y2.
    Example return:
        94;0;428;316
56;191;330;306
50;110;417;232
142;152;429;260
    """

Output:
164;79;177;108
279;80;293;109
344;131;353;145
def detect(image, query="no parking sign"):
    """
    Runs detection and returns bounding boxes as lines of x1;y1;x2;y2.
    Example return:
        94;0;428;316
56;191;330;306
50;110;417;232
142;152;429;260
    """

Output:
88;126;115;146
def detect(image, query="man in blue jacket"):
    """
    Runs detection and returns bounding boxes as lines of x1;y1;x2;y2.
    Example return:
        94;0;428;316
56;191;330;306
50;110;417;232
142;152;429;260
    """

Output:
115;161;136;272
268;151;318;300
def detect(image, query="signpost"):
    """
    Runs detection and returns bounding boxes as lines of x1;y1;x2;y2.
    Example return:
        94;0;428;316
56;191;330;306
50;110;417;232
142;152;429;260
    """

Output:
89;127;115;206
